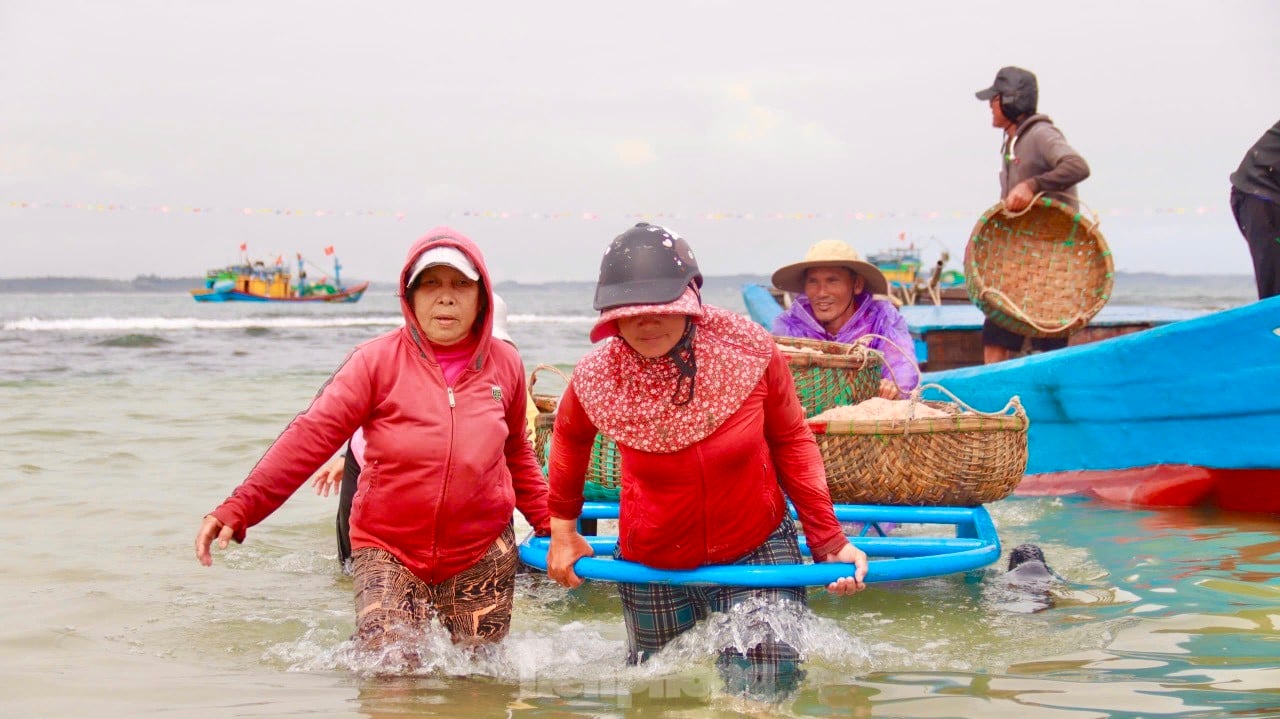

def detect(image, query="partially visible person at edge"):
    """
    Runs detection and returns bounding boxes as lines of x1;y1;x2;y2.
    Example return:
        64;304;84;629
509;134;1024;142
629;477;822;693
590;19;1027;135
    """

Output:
770;239;920;399
1229;119;1280;300
545;222;869;699
194;228;550;663
310;293;539;573
976;65;1091;364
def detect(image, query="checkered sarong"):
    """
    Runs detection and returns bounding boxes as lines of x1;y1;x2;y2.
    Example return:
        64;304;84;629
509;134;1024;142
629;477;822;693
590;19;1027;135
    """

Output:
616;518;807;697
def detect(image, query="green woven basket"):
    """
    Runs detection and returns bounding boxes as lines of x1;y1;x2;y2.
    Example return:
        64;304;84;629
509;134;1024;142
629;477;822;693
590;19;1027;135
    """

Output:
773;336;883;417
584;434;621;500
533;413;621;501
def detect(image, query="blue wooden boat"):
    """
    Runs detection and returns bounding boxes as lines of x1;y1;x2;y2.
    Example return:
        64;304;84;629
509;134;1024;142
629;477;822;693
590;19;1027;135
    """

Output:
745;283;1280;513
520;502;1001;585
921;296;1280;512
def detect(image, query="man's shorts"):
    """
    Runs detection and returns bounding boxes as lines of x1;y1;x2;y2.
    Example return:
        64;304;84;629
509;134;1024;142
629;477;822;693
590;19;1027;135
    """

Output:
981;319;1068;352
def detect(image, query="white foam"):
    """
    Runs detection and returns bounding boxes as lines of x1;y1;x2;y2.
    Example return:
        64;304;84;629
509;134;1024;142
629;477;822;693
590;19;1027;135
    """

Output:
5;314;594;332
3;316;404;332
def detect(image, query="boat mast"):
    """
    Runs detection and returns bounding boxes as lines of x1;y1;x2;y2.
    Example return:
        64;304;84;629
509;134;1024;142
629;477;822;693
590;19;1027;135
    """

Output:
333;254;343;290
296;253;305;296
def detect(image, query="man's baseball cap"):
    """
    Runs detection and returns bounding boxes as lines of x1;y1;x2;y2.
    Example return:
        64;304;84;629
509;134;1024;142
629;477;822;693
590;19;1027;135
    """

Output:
975;66;1037;101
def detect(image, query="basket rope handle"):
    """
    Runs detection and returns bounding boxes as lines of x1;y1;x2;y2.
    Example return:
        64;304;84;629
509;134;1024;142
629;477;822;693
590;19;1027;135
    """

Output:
841;343;894;389
1072;197;1102;228
977;286;1096;335
909;382;1027;426
529;363;572;392
854;333;921;397
999;192;1101;228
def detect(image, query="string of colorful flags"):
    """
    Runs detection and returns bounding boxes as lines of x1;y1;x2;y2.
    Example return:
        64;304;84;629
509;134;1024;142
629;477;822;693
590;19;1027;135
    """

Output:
6;200;1223;221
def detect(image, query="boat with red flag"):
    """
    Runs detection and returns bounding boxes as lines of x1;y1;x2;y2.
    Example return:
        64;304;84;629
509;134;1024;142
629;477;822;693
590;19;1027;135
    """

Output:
190;244;368;303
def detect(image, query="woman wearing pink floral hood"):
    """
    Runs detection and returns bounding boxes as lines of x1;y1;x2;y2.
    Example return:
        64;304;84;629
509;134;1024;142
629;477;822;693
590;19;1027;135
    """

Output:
545;223;868;698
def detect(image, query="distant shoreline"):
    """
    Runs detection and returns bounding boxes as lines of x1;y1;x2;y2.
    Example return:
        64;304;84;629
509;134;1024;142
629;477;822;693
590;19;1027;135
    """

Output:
0;274;779;293
0;271;1254;294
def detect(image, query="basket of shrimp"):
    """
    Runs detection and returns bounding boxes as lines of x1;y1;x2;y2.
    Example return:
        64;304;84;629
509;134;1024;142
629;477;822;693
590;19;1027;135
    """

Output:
773;336;884;418
808;384;1029;506
529;364;622;501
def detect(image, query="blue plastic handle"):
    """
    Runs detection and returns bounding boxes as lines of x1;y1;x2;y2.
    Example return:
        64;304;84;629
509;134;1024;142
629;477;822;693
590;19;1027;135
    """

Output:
521;502;1001;586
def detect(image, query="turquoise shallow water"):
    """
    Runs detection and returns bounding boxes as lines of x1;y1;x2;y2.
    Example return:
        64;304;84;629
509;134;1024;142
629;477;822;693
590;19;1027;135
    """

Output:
2;286;1277;717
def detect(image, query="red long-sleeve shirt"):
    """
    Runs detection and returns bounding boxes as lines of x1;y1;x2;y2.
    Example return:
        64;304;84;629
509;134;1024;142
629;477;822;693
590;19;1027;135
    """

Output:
548;345;848;570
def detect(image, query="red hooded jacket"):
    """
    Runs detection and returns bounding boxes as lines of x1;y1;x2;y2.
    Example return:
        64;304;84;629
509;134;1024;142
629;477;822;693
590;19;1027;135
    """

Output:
209;228;549;583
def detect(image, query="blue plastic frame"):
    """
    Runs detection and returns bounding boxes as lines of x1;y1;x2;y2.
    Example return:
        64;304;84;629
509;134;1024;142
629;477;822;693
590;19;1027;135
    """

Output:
520;502;1001;586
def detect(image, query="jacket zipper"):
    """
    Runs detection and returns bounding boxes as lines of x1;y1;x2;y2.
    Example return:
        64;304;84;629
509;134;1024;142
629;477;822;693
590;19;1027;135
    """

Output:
433;384;456;583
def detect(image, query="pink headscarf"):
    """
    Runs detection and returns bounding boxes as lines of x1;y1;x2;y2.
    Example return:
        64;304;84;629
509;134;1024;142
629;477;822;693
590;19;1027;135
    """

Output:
572;305;773;453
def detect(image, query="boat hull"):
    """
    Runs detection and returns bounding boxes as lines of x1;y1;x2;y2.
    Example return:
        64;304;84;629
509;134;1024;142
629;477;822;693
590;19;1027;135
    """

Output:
924;296;1280;512
1016;465;1280;512
191;282;369;303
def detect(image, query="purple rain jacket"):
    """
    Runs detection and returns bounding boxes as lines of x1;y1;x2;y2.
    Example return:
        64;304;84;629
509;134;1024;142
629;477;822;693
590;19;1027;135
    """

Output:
771;291;920;394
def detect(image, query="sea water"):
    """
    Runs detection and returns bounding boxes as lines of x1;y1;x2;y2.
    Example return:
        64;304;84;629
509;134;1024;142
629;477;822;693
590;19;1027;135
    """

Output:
2;278;1278;718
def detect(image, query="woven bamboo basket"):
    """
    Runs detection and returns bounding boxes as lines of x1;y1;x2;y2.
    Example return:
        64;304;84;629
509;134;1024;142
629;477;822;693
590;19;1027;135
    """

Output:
529;363;569;415
533;413;622;501
528;364;622;500
532;411;556;469
810;385;1029;506
965;196;1114;338
773;336;884;418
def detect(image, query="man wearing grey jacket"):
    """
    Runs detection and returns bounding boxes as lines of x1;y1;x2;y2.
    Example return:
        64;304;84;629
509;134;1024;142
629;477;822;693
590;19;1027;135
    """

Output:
975;66;1091;363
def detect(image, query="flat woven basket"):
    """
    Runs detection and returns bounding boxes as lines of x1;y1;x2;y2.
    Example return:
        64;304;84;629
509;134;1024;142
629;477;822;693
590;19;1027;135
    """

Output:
773;336;884;418
529;364;622;501
965;196;1114;338
810;385;1029;506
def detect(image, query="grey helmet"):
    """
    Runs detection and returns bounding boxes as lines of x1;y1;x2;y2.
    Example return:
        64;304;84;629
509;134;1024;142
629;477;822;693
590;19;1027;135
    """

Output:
593;223;703;311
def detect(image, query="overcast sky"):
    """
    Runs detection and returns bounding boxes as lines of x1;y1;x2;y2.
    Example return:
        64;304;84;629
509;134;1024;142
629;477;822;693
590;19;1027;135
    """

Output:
2;0;1277;282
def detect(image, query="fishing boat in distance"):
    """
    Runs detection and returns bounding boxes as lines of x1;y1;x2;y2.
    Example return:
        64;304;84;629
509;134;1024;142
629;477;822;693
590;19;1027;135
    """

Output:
190;245;368;303
867;240;968;306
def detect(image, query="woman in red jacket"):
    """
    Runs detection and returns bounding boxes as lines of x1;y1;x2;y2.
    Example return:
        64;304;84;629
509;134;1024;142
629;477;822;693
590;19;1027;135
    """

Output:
546;223;868;698
194;228;549;663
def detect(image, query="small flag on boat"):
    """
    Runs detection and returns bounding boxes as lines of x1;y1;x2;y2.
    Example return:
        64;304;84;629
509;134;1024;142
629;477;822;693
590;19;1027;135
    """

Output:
275;255;283;266
324;245;335;256
239;242;247;251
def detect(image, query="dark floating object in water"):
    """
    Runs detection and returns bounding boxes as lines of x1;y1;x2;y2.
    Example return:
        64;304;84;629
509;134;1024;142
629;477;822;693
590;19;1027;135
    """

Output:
96;333;170;348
